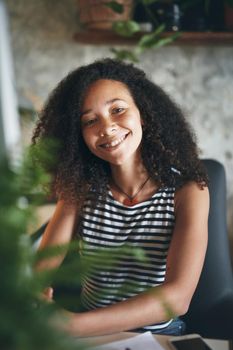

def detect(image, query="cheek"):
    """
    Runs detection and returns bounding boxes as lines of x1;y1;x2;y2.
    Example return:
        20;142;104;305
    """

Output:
127;114;143;134
132;108;143;127
82;130;98;151
82;130;92;148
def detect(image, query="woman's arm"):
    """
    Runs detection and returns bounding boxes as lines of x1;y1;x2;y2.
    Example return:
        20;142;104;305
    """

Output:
62;182;209;337
36;199;79;272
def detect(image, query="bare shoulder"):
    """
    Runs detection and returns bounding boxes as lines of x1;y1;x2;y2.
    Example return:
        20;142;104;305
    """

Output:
175;181;209;212
52;198;83;221
39;198;81;247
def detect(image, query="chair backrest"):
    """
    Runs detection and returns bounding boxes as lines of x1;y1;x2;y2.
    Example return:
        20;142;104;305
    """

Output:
182;159;233;338
31;159;233;336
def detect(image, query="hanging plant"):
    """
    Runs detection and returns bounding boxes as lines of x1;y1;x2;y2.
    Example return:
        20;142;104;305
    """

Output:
103;0;180;61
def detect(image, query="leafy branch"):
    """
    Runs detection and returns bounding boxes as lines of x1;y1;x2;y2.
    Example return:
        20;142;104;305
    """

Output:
105;0;180;62
0;145;80;350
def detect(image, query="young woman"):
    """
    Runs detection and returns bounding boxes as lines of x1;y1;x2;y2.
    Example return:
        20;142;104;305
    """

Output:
32;58;209;337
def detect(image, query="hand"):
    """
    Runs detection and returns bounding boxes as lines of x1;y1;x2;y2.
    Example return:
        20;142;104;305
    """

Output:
50;309;81;337
41;287;54;302
58;310;79;336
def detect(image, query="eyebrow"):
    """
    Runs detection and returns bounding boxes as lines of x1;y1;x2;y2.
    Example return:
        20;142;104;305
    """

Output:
80;98;127;117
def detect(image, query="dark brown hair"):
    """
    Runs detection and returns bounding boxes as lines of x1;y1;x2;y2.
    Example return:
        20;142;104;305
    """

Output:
32;58;208;203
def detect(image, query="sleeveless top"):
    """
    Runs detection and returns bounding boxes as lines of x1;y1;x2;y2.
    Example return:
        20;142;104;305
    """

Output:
78;187;176;332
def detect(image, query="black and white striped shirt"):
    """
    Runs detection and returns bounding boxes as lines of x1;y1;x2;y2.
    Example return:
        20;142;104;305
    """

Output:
79;187;176;332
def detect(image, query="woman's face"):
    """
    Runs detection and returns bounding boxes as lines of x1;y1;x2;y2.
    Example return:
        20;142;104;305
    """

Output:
81;79;143;166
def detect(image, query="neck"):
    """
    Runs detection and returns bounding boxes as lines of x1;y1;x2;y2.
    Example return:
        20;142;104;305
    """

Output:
109;160;156;207
111;162;148;197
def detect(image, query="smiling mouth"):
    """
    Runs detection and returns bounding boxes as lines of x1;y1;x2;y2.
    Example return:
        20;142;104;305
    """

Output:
99;133;129;149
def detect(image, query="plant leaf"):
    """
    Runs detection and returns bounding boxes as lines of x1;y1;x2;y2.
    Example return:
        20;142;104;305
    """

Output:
35;240;80;263
152;34;180;49
112;20;140;37
138;24;165;48
136;31;180;55
104;1;124;14
111;48;139;62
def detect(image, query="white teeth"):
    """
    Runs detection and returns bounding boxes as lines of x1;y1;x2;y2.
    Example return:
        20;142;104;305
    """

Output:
102;135;127;148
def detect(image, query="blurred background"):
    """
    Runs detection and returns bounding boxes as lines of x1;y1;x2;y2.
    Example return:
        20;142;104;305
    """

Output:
2;0;233;263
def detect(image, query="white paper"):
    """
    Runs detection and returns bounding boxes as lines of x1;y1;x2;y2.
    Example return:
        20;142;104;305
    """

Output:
93;332;165;350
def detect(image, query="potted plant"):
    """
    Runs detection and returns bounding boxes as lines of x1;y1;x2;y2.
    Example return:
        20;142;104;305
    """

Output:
108;0;180;61
77;0;180;61
77;0;134;30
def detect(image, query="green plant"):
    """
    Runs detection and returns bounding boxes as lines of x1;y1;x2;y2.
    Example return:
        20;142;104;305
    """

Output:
0;143;160;348
0;145;81;350
0;129;178;346
105;0;180;62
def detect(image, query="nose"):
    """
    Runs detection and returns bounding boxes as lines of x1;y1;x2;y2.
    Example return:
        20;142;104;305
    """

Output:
99;120;117;137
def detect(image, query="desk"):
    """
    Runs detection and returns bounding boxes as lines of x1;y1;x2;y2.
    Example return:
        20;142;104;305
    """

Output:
82;332;231;350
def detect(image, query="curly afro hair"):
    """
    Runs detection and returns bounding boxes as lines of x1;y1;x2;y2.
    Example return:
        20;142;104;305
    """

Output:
32;58;208;203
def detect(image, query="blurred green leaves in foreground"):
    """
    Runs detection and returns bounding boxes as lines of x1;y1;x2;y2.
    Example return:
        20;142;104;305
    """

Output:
0;140;176;349
0;142;80;350
0;141;151;349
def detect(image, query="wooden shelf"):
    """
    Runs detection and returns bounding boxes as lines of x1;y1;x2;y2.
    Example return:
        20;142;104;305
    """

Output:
74;30;233;46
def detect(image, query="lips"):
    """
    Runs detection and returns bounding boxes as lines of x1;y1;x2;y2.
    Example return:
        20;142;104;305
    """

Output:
99;133;129;149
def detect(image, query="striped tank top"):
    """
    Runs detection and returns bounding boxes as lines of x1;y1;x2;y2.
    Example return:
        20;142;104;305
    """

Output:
79;187;176;332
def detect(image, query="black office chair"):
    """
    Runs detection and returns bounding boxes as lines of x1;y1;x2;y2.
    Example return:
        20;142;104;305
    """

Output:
181;159;233;339
31;159;233;338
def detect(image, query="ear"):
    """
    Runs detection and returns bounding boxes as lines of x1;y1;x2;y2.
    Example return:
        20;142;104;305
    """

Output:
140;117;144;126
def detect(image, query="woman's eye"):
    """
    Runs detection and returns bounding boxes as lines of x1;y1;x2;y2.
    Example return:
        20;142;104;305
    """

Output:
112;107;125;115
82;118;97;127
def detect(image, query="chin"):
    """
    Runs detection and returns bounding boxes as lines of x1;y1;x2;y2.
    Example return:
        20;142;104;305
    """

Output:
109;159;127;166
108;154;135;166
96;145;141;166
